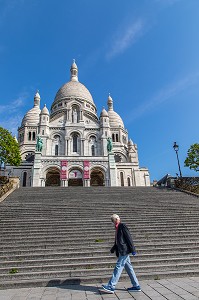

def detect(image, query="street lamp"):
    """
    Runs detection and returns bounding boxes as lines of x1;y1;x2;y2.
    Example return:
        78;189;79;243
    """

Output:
173;142;182;177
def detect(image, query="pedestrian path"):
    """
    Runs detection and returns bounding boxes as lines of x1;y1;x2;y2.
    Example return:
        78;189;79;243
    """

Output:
0;277;199;300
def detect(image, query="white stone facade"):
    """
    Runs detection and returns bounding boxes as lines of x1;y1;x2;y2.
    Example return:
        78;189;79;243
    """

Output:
8;61;150;187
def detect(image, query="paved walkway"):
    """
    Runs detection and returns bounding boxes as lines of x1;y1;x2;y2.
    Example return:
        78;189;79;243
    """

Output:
0;277;199;300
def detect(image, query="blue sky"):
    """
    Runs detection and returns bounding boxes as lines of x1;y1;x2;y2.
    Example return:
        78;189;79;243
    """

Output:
0;0;199;181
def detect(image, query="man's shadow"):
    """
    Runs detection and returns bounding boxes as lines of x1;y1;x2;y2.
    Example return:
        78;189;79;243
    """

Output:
46;279;101;294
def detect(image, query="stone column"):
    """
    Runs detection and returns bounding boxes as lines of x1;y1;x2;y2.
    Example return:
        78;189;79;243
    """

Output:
84;179;90;187
32;152;42;187
61;180;68;187
81;139;85;156
65;138;69;156
108;152;118;186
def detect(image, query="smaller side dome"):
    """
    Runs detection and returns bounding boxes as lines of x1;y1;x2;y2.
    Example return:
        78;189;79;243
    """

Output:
107;94;124;128
22;107;41;126
108;110;124;128
100;108;109;118
41;104;49;115
21;92;41;126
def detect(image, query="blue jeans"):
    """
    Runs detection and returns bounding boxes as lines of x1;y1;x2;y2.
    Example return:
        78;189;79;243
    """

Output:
107;255;139;289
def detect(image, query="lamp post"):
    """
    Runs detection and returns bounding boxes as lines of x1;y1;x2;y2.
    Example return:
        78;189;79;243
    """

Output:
173;142;182;177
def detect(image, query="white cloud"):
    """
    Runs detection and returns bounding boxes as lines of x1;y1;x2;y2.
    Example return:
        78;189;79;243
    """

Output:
126;72;199;123
106;19;145;60
0;115;23;136
0;93;27;114
0;92;28;134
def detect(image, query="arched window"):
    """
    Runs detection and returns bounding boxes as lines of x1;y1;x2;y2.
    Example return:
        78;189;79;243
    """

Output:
127;177;131;186
32;132;36;140
91;145;95;156
89;136;97;156
112;134;115;142
28;132;31;141
120;172;124;186
73;133;78;152
52;135;62;156
55;145;58;156
116;134;119;142
23;172;27;187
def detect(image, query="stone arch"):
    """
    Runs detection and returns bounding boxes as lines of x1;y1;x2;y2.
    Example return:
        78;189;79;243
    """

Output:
71;104;80;123
68;128;82;137
23;151;35;162
127;177;131;186
114;152;127;163
70;131;81;154
88;135;97;156
90;167;105;186
45;167;60;186
68;167;83;186
50;131;65;156
50;131;65;140
52;134;62;156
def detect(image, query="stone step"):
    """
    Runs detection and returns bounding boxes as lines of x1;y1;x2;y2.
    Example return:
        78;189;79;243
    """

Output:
1;262;199;281
0;240;198;252
1;229;199;242
1;254;199;268
1;245;199;258
1;235;199;247
1;186;199;288
1;249;199;262
1;269;199;290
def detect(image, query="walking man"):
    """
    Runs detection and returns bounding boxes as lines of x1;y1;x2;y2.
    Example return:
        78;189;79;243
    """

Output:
102;214;141;294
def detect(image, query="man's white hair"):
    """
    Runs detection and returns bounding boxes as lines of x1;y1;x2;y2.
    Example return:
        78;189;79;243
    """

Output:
111;214;120;222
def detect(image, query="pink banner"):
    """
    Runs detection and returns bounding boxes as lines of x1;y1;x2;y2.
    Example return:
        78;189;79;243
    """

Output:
83;161;90;179
61;161;68;180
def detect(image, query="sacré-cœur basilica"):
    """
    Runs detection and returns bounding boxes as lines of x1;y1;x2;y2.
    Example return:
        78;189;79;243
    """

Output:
7;61;150;187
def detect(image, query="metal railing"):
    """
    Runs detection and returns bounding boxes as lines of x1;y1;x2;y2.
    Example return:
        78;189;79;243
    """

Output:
175;177;199;194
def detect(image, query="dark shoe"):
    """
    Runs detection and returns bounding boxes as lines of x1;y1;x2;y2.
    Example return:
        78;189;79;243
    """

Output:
127;286;141;292
102;284;115;294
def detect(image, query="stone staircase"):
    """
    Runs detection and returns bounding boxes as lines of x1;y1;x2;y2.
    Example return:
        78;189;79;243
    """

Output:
0;187;199;289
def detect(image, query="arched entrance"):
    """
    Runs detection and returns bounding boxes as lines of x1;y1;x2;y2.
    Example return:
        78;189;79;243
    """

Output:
90;168;104;186
68;169;83;186
45;167;60;186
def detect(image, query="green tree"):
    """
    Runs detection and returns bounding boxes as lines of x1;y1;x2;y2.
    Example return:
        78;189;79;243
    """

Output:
0;127;21;168
184;143;199;172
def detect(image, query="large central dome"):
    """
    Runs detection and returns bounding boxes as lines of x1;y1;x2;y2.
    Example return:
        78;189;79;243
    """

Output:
54;80;94;104
51;61;94;107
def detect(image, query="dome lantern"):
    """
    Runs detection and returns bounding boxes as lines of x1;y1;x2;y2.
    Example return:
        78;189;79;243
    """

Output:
107;93;113;111
70;59;78;82
34;90;40;108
